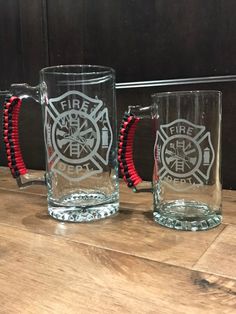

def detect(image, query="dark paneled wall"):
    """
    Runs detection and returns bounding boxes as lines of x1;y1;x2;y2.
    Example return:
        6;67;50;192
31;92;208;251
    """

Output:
47;0;236;81
0;0;236;189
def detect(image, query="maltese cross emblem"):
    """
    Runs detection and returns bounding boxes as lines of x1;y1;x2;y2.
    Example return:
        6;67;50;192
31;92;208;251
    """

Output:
154;119;215;190
44;91;113;182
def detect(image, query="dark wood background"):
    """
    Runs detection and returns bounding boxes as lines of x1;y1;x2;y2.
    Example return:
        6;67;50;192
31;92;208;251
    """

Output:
0;0;236;189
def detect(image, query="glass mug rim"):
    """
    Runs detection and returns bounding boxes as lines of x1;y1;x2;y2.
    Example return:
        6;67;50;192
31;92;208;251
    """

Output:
151;90;222;99
40;64;115;76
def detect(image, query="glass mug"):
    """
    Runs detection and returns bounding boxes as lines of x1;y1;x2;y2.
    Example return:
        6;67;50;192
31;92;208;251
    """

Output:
119;90;222;231
3;65;119;222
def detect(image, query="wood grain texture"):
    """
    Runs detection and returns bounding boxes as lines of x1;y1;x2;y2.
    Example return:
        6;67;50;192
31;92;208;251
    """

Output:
0;166;235;223
0;190;223;268
0;180;226;269
0;168;236;313
193;225;236;280
221;190;236;225
0;167;46;195
0;224;236;314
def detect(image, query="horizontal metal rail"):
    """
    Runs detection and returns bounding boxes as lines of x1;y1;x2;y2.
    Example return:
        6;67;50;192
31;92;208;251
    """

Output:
115;75;236;89
1;75;236;93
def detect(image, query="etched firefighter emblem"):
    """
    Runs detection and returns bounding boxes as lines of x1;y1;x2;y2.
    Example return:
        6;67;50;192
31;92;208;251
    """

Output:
54;110;98;163
155;119;215;190
44;91;113;181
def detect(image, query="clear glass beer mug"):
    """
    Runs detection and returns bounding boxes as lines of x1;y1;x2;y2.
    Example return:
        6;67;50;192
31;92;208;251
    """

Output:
3;65;119;222
119;91;222;231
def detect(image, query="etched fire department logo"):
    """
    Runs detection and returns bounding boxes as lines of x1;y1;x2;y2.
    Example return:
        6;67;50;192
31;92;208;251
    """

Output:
154;119;215;190
44;91;113;181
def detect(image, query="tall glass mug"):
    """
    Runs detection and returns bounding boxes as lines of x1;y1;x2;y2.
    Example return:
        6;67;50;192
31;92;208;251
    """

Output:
3;65;119;222
119;91;222;231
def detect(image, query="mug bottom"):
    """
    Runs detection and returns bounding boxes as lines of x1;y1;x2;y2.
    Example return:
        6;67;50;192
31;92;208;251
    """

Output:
48;192;119;222
153;201;222;231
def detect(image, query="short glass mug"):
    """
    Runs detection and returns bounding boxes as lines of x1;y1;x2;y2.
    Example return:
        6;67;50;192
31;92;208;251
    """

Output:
119;90;222;231
3;65;119;222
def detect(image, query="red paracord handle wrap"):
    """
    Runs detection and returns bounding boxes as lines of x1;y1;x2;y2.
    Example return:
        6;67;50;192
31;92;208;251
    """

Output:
3;96;27;178
118;111;142;189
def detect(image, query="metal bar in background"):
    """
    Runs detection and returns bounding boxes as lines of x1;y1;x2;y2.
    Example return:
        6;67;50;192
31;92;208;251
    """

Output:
0;91;9;95
115;75;236;89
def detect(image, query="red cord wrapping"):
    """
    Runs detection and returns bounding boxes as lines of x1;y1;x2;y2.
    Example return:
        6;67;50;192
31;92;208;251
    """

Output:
3;96;27;178
118;112;142;188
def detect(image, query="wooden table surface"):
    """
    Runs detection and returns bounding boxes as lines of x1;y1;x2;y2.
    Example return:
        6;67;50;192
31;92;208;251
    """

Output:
0;167;236;314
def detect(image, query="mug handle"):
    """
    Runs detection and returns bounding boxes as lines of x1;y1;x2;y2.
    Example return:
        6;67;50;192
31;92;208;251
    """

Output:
3;88;46;188
118;109;153;193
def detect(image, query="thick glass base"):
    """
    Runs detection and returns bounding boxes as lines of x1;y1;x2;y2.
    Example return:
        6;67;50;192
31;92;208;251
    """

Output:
153;201;222;231
48;192;119;222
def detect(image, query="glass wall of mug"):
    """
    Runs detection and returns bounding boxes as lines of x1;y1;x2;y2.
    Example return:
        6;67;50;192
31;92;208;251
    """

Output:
152;91;222;231
4;65;119;222
120;90;222;231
